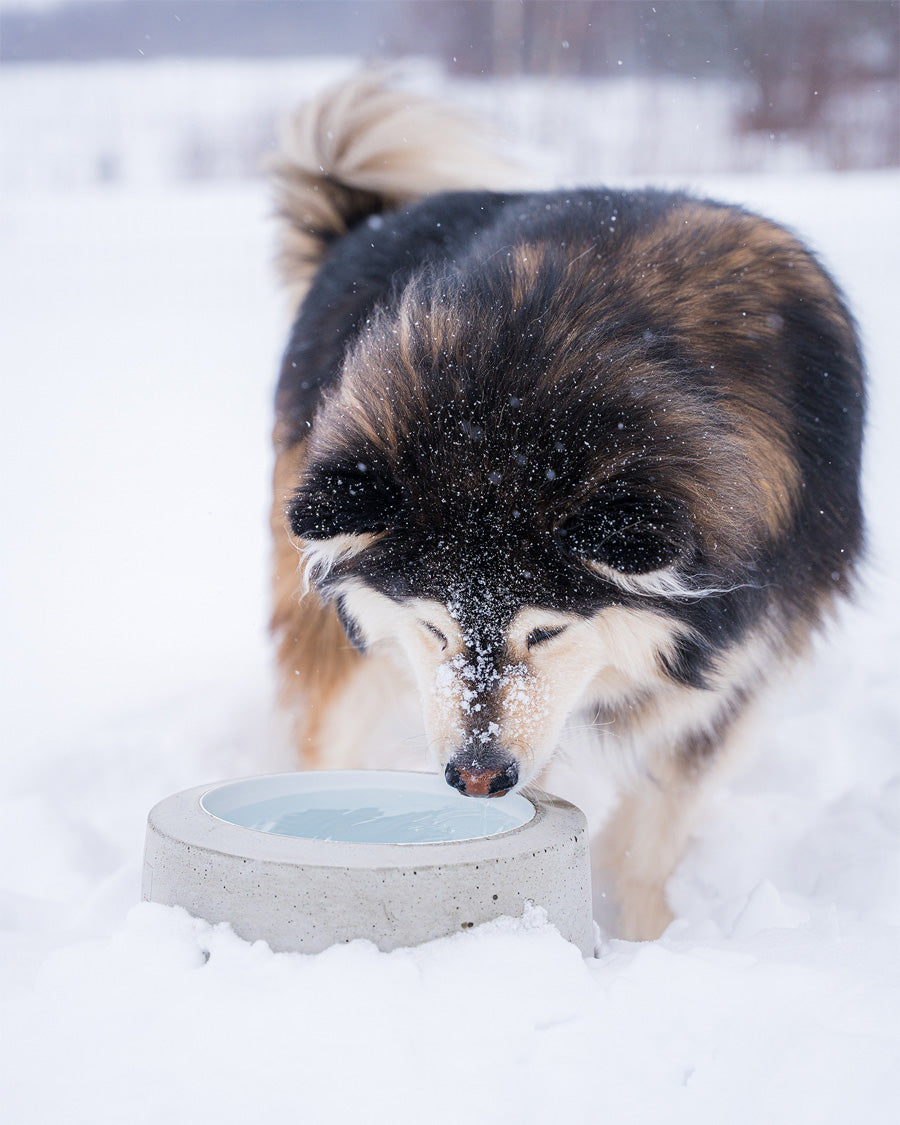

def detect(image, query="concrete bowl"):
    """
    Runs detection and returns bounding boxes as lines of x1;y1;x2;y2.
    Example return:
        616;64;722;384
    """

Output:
142;770;594;955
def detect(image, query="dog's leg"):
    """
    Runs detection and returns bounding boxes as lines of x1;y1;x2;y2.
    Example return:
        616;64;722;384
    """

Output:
597;715;752;941
596;756;700;941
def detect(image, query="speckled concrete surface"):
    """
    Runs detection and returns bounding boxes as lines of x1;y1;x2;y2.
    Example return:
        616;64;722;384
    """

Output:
143;775;593;955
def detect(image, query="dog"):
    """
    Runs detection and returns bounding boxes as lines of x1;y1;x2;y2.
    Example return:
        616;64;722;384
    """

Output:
268;76;865;940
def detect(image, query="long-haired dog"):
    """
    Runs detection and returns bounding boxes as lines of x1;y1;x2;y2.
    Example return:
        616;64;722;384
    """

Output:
269;77;864;940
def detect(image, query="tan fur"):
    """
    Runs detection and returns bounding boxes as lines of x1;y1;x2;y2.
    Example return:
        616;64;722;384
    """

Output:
595;694;764;940
612;202;856;540
509;211;814;543
270;439;363;765
595;751;702;940
508;243;549;307
310;226;802;568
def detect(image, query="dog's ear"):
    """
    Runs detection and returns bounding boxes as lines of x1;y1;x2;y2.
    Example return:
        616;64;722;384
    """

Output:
288;456;403;540
557;487;690;574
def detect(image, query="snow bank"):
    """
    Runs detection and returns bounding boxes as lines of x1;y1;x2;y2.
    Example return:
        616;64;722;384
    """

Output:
1;122;897;1122
3;899;896;1125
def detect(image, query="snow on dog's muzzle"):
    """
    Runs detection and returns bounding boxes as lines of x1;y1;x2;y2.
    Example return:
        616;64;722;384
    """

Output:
444;743;519;798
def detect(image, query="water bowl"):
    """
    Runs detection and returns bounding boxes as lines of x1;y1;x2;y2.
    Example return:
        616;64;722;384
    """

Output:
143;770;593;955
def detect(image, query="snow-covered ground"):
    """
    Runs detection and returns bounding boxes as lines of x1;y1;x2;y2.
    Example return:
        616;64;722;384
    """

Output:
1;75;898;1123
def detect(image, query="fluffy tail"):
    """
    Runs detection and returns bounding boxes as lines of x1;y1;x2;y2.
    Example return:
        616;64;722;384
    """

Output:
272;73;517;304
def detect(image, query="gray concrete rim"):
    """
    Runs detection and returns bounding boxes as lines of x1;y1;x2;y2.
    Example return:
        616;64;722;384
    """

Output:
146;772;585;871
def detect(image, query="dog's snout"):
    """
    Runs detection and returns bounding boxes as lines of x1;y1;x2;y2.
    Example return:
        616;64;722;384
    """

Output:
445;748;519;798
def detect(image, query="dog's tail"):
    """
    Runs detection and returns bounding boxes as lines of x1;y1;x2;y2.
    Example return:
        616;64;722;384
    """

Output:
272;73;516;304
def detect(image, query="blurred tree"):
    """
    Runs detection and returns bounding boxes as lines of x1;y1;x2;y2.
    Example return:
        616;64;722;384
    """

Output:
2;0;896;169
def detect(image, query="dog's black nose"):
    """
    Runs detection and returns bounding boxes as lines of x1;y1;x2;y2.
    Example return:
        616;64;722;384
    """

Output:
445;751;519;798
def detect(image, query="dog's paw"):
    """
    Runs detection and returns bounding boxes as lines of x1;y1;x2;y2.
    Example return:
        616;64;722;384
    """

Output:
616;883;675;942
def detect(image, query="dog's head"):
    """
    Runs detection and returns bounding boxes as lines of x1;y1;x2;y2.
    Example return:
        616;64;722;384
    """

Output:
287;247;801;795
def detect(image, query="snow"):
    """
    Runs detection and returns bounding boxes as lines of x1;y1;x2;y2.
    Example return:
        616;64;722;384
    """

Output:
3;57;887;196
2;72;899;1124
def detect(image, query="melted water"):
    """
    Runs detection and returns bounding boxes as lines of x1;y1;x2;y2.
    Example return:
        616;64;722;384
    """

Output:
201;774;534;844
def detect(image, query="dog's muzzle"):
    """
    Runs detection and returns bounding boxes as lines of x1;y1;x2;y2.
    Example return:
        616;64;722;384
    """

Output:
444;744;519;798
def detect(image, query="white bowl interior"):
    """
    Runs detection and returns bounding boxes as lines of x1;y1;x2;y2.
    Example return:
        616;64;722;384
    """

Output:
200;770;535;845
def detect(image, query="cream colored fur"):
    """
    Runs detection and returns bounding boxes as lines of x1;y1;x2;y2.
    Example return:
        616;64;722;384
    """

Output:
316;577;773;942
272;73;521;308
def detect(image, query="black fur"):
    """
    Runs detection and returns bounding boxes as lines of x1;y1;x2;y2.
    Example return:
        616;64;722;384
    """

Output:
280;187;865;688
277;192;515;444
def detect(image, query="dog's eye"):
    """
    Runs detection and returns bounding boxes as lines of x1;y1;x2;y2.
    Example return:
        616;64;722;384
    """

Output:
526;625;568;650
557;488;688;575
419;620;448;649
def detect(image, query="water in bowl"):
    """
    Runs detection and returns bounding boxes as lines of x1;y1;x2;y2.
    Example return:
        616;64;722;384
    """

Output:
201;773;534;845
